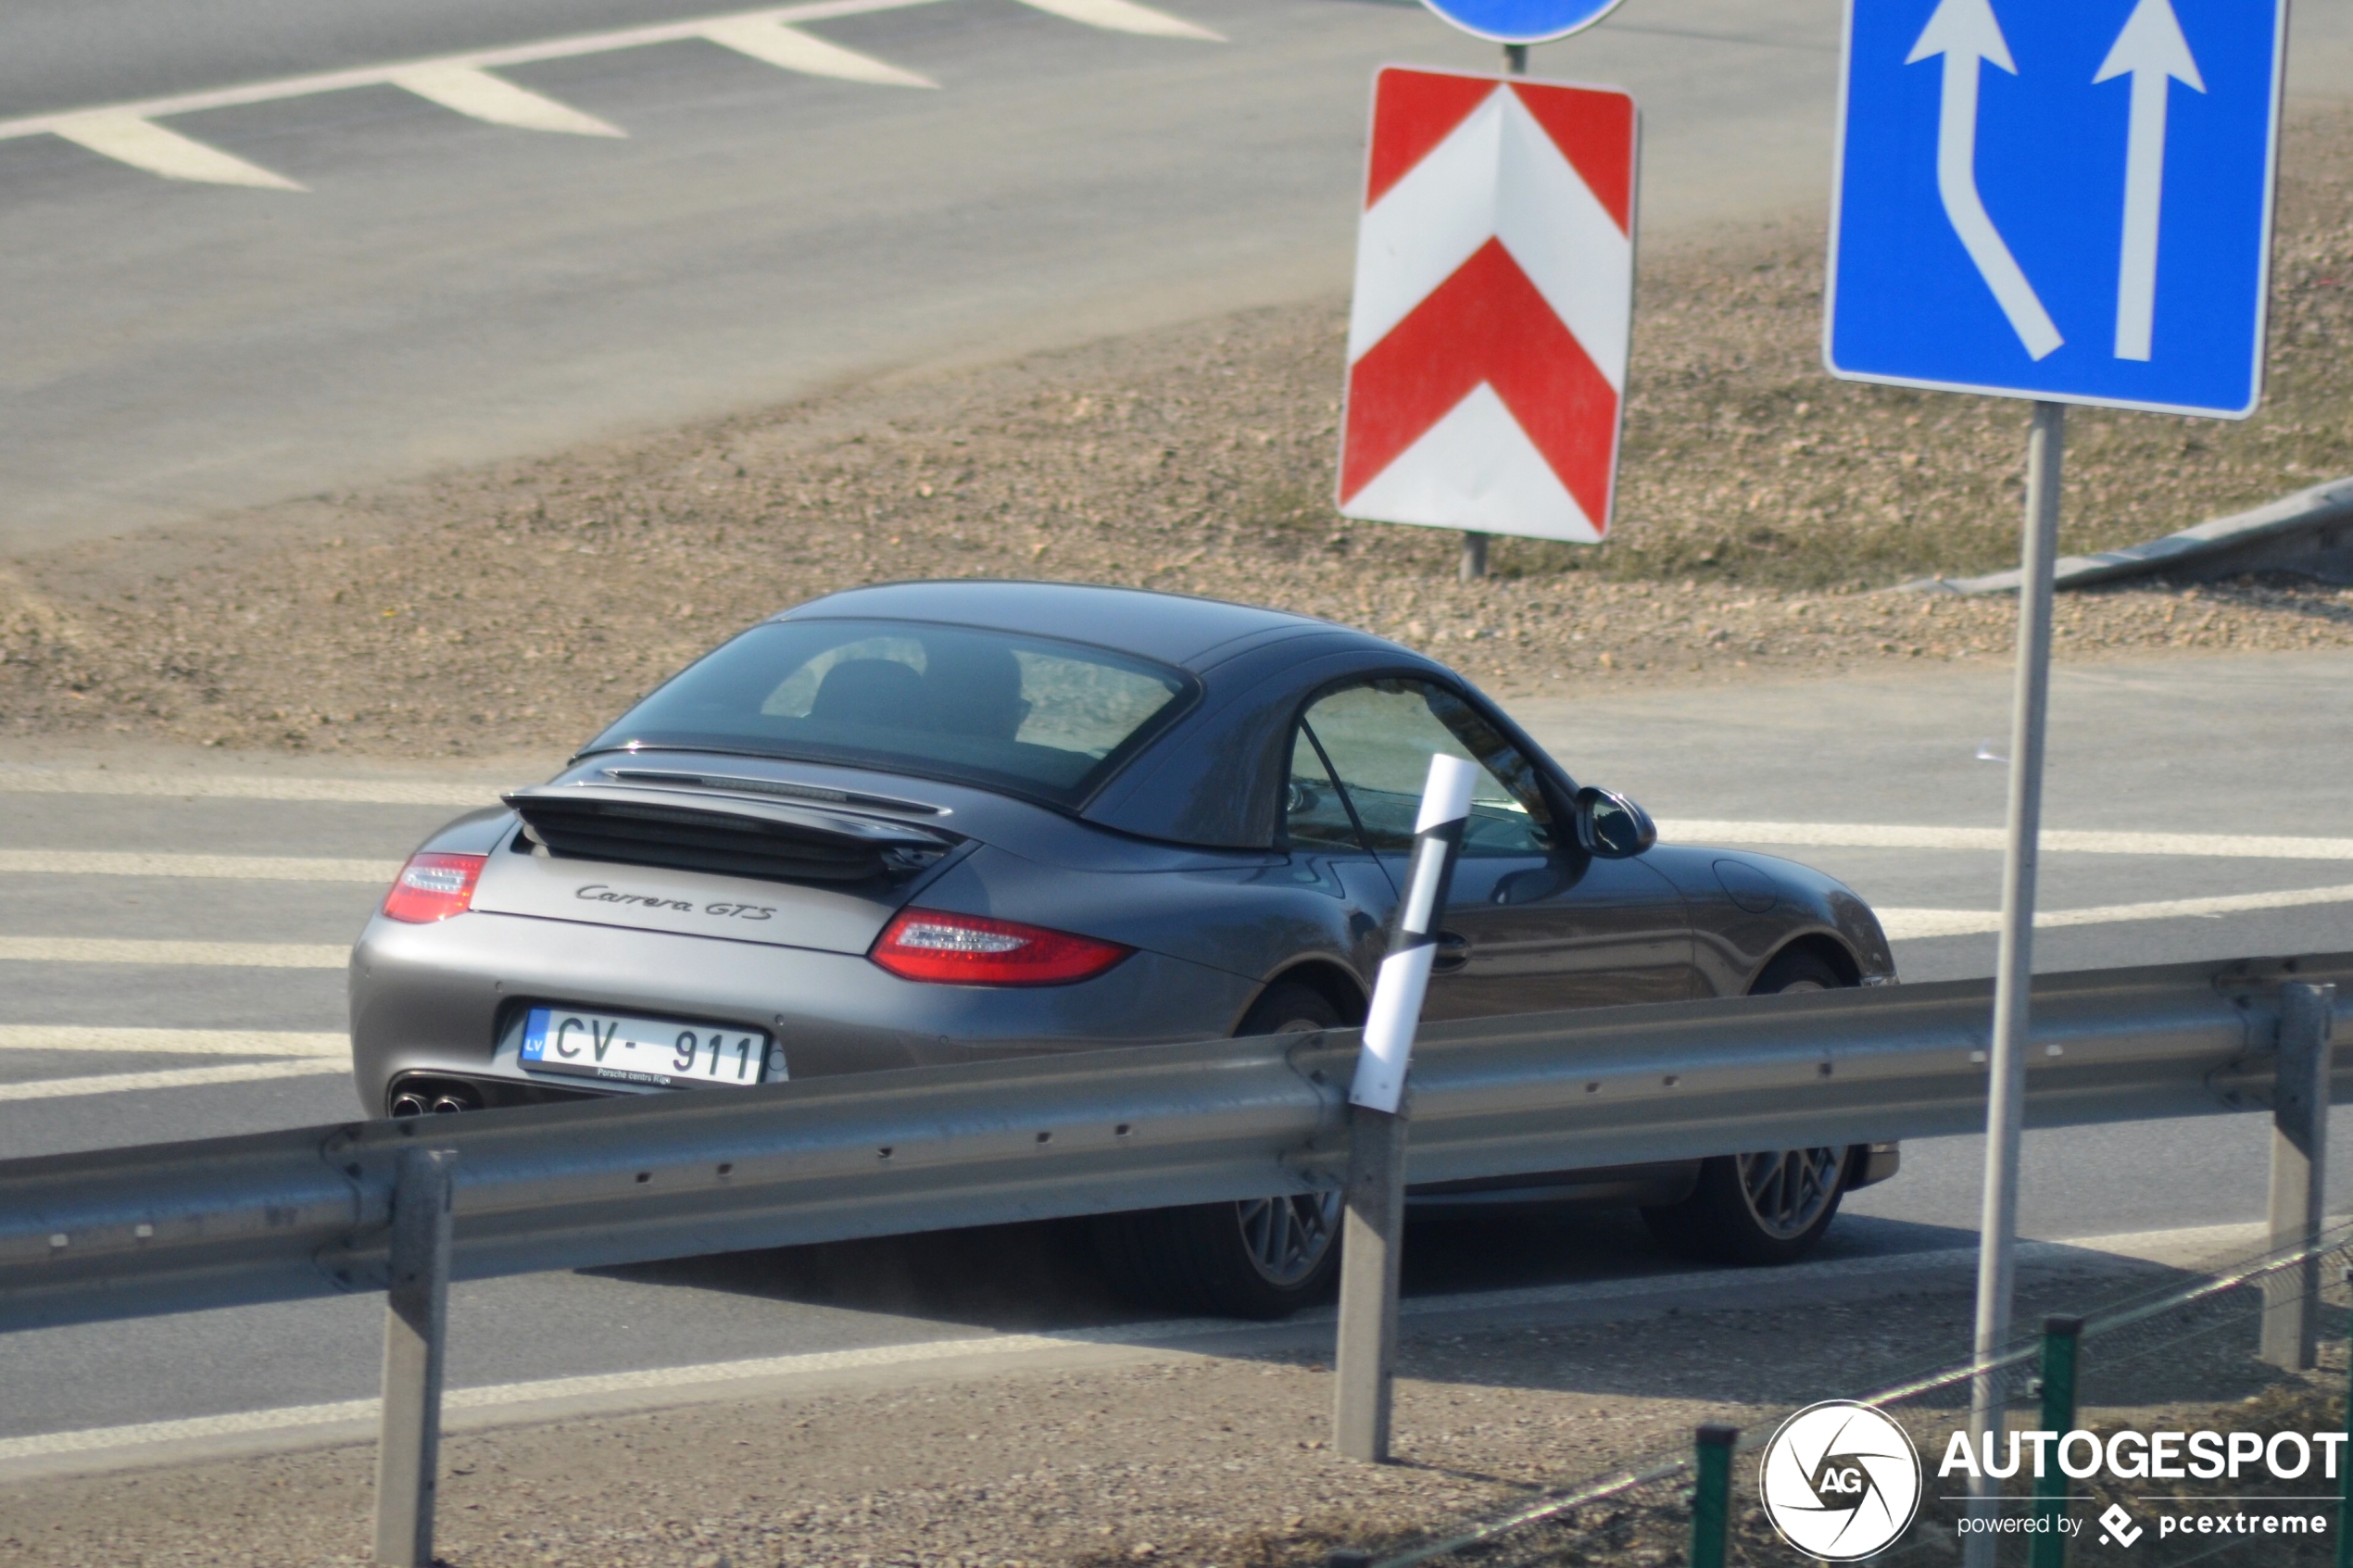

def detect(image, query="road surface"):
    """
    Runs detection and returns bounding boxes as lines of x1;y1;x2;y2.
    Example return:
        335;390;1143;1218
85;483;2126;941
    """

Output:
6;0;2349;553
2;647;2347;1458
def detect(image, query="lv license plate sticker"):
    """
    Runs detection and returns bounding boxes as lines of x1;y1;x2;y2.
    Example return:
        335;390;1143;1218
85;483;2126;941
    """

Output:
519;1006;777;1089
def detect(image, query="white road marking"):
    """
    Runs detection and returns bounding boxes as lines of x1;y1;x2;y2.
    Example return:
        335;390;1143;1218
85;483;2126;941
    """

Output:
1012;0;1226;41
0;0;1222;187
387;64;625;136
0;1060;347;1103
0;1027;345;1058
0;769;499;806
0;850;396;883
0;938;346;968
0;1222;2232;1467
1879;882;2353;940
699;18;937;86
1663;819;2353;861
46;112;302;190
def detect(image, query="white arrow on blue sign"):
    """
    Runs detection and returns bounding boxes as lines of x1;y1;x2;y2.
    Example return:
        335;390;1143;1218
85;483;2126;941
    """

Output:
1825;0;2286;419
1418;0;1626;46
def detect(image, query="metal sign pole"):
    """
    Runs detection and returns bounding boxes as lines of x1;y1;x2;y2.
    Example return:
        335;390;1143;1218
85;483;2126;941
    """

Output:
1453;40;1529;585
1964;399;2064;1564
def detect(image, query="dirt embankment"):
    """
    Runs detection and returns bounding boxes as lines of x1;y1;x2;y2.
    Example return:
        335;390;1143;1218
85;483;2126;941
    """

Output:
5;114;2352;757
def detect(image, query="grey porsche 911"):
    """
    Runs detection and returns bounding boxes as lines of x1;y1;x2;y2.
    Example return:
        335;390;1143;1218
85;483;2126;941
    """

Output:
351;580;1899;1316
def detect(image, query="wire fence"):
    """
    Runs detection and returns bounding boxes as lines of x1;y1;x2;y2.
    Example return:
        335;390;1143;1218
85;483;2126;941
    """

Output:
1366;1221;2353;1568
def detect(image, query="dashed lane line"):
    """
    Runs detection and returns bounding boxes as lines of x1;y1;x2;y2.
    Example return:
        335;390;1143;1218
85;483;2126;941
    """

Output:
0;1224;2226;1468
1661;819;2353;860
0;1027;345;1058
1878;883;2353;940
0;769;499;806
0;938;346;968
0;851;397;882
0;0;1216;188
0;1060;347;1103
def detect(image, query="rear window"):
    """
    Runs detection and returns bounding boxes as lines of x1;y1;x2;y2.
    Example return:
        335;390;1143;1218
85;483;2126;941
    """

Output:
585;619;1194;808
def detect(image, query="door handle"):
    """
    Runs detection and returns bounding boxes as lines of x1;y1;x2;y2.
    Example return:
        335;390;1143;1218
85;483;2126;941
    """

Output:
1432;931;1470;972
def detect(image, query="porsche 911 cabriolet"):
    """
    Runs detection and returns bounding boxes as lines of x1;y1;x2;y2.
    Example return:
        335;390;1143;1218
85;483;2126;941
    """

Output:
351;581;1899;1316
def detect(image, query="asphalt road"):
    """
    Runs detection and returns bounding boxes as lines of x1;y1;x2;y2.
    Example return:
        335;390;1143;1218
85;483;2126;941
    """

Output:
1;647;2348;1454
6;0;2350;554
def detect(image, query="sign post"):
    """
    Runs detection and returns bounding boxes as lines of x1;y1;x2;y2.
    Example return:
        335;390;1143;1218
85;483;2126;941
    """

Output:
1825;0;2285;1557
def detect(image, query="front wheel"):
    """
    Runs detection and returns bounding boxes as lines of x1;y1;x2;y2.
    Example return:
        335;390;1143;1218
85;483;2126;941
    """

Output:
1642;947;1852;1265
1089;981;1347;1318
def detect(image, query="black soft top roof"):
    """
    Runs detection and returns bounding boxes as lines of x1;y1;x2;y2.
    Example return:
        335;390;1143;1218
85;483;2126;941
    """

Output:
777;580;1348;671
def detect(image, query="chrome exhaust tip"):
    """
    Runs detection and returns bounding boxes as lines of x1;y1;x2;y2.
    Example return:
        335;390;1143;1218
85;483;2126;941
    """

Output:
429;1094;472;1115
388;1092;429;1119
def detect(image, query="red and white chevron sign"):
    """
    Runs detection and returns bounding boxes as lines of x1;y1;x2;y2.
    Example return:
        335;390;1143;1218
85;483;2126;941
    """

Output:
1337;67;1637;544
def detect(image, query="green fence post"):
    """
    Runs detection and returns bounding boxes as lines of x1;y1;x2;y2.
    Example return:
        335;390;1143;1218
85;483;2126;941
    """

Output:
2031;1315;2082;1568
1692;1424;1737;1568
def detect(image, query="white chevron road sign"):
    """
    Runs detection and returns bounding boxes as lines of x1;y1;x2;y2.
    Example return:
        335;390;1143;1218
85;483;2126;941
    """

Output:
1336;66;1638;545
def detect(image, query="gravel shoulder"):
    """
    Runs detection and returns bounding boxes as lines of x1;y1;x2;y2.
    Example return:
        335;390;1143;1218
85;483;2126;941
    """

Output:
4;118;2352;759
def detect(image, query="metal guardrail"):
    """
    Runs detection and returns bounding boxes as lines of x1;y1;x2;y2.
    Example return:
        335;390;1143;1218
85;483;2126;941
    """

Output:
5;950;2349;1335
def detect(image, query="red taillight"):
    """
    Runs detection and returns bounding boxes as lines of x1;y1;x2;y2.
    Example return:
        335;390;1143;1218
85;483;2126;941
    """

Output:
383;852;486;923
870;909;1132;986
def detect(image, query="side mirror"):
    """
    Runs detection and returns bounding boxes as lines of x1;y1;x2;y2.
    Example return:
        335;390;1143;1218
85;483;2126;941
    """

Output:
1574;786;1656;859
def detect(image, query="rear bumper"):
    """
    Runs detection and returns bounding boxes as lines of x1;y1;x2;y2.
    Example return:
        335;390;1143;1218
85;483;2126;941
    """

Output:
347;909;1257;1117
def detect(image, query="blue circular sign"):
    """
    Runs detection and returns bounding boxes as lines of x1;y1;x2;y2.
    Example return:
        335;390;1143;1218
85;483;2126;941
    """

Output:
1418;0;1627;45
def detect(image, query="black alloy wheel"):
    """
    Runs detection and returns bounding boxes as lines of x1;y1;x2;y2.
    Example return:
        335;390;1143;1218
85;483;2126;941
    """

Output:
1642;947;1855;1265
1089;982;1347;1319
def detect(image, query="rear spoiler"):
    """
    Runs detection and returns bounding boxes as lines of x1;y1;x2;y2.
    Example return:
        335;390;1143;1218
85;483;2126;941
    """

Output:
502;784;960;885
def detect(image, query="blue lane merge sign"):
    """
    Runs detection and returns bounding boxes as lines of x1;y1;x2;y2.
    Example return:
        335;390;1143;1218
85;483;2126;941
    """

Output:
1419;0;1626;46
1825;0;2286;419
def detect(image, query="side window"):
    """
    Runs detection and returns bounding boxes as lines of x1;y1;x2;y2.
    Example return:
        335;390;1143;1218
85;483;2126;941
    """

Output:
1296;681;1554;856
1284;724;1365;852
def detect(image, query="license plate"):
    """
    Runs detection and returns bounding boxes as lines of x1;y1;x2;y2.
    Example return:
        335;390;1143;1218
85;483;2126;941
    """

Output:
519;1006;778;1089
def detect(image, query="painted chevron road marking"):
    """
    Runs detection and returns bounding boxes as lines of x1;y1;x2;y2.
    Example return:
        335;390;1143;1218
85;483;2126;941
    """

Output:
1338;67;1635;546
0;0;1218;188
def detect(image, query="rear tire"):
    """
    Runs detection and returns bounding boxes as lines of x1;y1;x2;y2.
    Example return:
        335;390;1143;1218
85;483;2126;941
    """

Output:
1089;981;1347;1319
1642;947;1852;1265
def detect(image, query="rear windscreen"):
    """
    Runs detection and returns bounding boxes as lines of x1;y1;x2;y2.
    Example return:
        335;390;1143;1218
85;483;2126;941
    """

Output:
585;619;1194;808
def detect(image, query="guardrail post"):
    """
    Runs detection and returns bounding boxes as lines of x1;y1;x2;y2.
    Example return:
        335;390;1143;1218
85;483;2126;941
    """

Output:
1690;1424;1737;1568
2030;1315;2081;1568
374;1147;456;1568
2262;983;2334;1371
1334;1105;1409;1462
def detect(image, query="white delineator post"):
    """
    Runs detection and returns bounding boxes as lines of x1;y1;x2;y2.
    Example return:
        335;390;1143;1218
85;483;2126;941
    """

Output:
1333;754;1478;1463
1964;400;2064;1567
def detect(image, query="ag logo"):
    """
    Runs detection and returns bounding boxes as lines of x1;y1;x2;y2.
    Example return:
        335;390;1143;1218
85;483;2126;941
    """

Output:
1759;1400;1923;1561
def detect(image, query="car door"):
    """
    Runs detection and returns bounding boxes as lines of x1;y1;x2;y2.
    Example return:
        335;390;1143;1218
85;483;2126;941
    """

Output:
1293;678;1698;1019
